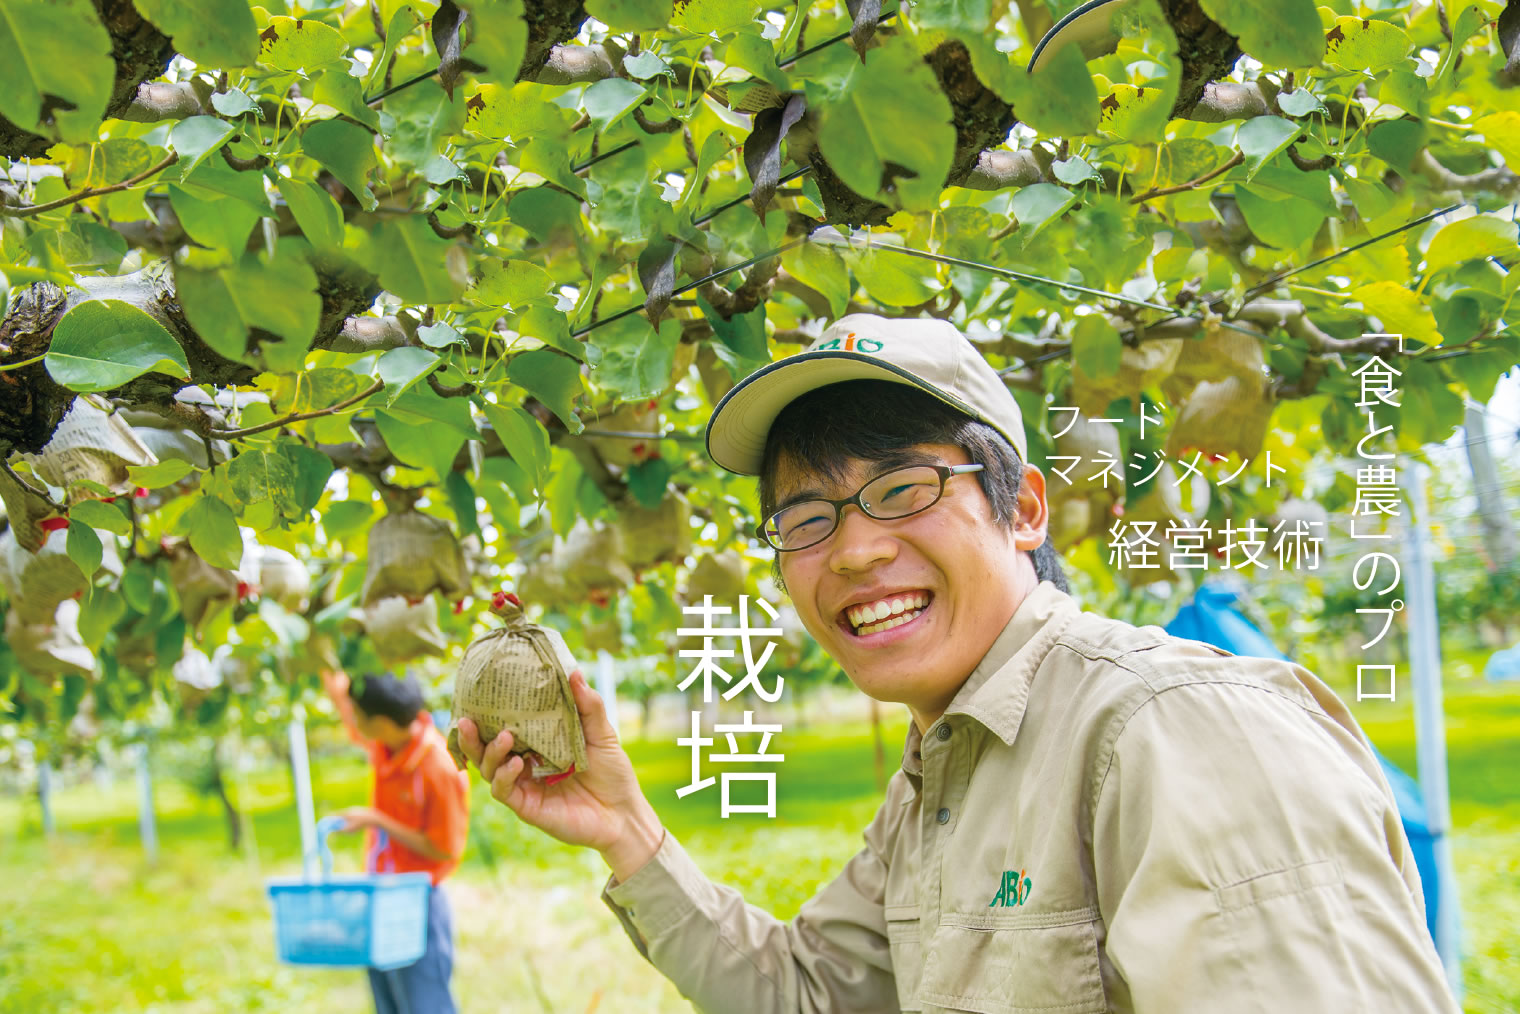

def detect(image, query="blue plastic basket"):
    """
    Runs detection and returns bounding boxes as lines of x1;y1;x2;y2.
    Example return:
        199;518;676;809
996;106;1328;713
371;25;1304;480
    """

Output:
266;816;432;970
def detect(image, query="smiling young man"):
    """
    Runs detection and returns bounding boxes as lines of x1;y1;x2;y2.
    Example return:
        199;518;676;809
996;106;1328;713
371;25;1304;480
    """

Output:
457;313;1458;1012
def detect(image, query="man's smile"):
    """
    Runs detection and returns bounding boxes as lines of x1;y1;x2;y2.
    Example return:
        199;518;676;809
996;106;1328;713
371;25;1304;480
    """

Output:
840;590;933;636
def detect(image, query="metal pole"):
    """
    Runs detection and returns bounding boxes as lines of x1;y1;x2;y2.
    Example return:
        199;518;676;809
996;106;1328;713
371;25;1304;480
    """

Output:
597;651;620;735
135;742;157;862
1400;461;1462;997
288;708;318;879
38;760;55;837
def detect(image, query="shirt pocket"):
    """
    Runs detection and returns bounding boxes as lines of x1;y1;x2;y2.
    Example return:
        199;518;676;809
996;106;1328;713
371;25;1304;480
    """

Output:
885;903;924;1012
917;907;1106;1014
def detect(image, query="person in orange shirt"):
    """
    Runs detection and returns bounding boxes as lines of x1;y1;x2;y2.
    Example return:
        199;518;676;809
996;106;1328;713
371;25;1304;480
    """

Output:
322;668;470;1014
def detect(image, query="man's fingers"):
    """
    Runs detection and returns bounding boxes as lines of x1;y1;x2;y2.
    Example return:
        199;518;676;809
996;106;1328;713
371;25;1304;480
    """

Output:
569;670;617;743
457;717;484;767
478;728;516;782
490;753;526;809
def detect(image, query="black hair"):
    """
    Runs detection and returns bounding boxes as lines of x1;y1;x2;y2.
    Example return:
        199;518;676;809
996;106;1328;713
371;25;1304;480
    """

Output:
348;671;426;727
757;379;1069;592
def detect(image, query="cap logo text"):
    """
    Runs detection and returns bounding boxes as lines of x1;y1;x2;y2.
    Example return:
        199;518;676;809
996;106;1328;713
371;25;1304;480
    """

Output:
815;335;884;353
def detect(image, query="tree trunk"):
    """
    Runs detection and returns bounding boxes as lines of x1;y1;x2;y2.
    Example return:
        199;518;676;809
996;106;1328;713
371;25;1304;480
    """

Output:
209;740;241;852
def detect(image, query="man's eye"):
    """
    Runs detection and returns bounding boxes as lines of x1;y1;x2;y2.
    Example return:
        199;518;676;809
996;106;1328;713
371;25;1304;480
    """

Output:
782;512;830;535
880;484;916;501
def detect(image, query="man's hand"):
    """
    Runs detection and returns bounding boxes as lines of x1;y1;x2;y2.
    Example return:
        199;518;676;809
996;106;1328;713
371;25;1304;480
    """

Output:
320;668;350;699
456;669;665;882
338;805;384;832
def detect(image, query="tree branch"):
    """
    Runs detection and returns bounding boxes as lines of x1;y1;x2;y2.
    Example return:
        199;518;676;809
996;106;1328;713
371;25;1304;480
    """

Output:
0;152;179;219
959;149;1045;191
119;80;209;122
209;379;385;439
1131;150;1243;203
1187;81;1274;122
532;43;620;85
1412;148;1520;198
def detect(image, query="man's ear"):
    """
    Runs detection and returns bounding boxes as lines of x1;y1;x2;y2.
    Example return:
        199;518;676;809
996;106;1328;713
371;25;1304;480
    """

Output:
1013;464;1050;551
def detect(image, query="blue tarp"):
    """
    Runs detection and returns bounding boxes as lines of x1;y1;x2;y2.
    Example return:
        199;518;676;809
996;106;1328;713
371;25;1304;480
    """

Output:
1165;582;1443;941
1483;643;1520;681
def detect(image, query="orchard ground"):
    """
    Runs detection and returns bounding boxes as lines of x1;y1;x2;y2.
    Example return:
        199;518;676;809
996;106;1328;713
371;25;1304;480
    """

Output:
4;671;1518;1014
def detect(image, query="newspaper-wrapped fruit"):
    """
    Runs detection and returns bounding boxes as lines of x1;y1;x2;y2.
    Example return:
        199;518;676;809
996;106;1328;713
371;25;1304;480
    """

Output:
365;594;448;664
558;521;634;605
361;510;470;607
1165;376;1274;461
6;599;95;677
257;546;311;612
1073;337;1183;416
582;605;622;655
0;464;62;552
1052;414;1123;497
1161;323;1266;407
24;398;157;503
587;400;662;468
1;527;88;625
174;645;222;712
683;550;747;606
165;539;242;629
616;490;692;570
516;553;571;610
447;591;588;781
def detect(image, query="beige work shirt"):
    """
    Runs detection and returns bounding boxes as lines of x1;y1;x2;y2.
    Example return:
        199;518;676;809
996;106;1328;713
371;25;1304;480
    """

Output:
602;581;1458;1013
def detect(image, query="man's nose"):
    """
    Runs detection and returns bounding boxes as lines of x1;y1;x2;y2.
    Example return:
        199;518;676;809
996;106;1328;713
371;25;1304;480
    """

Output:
827;505;898;574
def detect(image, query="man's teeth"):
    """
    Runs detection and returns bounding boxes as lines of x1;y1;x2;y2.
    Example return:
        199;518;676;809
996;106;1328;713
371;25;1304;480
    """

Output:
847;593;929;634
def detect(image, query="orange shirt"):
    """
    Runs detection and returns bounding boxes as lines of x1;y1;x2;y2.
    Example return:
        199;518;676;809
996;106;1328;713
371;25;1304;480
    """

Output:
367;719;470;885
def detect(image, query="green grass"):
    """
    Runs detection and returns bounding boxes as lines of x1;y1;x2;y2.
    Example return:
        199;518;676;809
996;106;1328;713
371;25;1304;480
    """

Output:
2;688;1516;1013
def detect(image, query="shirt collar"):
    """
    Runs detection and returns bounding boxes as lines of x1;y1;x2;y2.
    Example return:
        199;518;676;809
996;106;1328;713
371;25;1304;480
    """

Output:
374;719;437;777
898;580;1079;787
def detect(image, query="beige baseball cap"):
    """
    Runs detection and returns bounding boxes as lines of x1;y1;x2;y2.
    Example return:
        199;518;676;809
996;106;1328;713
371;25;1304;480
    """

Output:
705;313;1028;476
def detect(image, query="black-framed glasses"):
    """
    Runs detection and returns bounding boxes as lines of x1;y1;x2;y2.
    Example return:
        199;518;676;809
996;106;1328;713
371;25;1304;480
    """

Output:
758;463;986;552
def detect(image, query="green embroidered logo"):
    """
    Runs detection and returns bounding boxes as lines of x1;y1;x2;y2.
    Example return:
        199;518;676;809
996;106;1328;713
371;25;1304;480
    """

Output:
989;869;1032;907
813;333;884;353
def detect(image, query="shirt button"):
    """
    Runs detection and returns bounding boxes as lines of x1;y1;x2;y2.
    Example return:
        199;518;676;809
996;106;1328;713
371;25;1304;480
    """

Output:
936;807;951;824
936;725;952;741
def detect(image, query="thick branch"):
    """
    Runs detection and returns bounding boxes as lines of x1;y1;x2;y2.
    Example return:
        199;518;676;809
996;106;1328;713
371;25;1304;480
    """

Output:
531;43;619;85
960;150;1045;191
1413;148;1520;198
119;80;209;122
1187;81;1274;122
0;152;179;219
328;315;414;354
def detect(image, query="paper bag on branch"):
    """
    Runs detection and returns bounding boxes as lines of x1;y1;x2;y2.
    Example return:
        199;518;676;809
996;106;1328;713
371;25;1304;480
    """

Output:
257;546;311;612
165;539;242;629
559;521;634;605
587;400;661;468
1;527;87;625
1164;375;1274;461
365;594;448;664
616;490;692;570
25;398;156;503
361;510;470;606
447;592;587;779
683;550;747;606
6;598;95;677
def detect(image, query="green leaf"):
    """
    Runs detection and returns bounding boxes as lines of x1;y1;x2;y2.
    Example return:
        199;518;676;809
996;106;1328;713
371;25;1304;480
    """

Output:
258;15;347;70
424;154;469;185
1071;314;1122;380
1196;0;1323;68
590;315;681;400
128;458;196;489
445;470;481;537
1011;184;1077;242
280;443;334;514
1341;175;1395;221
1235;187;1323;248
376;410;466;478
1367;119;1426;173
229;449;300;518
178;495;244;569
70;498;132;535
322;499;375;541
852;247;941;306
0;0;114;142
508;349;584;432
482;401;551;486
374;216;463;303
1236;116;1301;180
175;247;321;361
586;0;670;32
377;347;442;403
625;49;675;80
583;78;649;131
628;457;672;508
1396;363;1464;445
1004;43;1099;138
517;305;586;358
1354;281;1443;347
472;258;555;306
1053;156;1102;185
133;0;259;67
781;242;850;318
279;177;345;250
458;0;527;80
912;0;994;33
418;321;468;348
310;68;381;130
671;0;753;35
170;116;238;179
465;82;574;140
211;87;260;117
1425;216;1518;276
1476;111;1520;172
46;300;190;392
1323;15;1411;73
383;78;463;168
815;36;956;211
302;119;378;211
1277;88;1326;117
168;181;262;253
77;587;125;649
66;520;103;579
